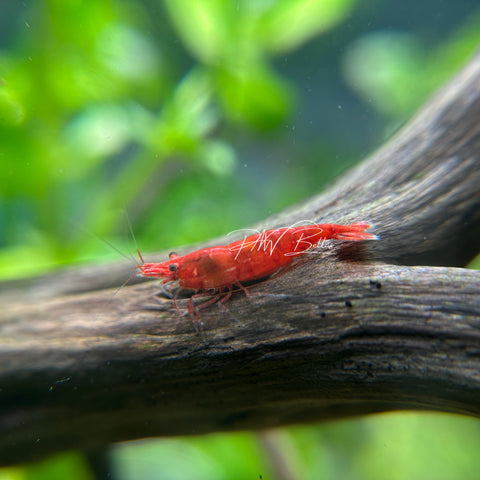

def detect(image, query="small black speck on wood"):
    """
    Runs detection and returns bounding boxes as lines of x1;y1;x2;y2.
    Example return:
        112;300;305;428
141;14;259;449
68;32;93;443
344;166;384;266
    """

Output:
1;46;480;466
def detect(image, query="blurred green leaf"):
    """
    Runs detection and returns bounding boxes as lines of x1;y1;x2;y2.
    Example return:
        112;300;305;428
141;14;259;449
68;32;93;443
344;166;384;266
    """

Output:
112;433;274;480
355;413;480;480
95;23;163;83
163;0;238;64
256;0;356;53
0;87;25;126
60;103;151;171
148;67;218;153
342;11;480;118
342;31;425;116
23;451;93;480
217;60;294;129
198;139;236;176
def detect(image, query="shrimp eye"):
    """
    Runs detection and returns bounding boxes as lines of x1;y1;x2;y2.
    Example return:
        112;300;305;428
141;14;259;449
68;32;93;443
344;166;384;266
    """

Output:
168;263;178;272
169;252;178;259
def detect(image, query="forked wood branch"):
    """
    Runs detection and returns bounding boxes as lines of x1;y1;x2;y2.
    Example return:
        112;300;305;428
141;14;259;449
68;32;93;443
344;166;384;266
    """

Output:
1;48;480;466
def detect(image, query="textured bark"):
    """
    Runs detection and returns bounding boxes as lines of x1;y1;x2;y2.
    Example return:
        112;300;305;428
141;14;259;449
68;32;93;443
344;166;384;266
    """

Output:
1;48;480;466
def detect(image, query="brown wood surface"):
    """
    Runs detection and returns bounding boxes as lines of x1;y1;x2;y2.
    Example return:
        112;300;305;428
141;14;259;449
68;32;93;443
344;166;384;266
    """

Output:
1;47;480;466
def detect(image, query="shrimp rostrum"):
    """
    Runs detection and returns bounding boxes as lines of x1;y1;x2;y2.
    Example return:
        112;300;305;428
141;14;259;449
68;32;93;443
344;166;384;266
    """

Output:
137;222;378;319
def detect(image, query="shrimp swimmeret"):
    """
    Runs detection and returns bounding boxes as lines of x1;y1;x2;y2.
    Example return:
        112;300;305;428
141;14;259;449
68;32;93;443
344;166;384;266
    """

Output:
137;222;378;320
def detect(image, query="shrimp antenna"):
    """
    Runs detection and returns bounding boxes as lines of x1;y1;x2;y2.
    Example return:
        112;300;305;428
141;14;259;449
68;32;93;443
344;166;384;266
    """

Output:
66;217;134;264
97;235;135;263
136;248;145;265
123;205;143;264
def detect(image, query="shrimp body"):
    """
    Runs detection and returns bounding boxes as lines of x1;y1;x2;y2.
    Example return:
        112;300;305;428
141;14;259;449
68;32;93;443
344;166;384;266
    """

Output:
137;222;377;293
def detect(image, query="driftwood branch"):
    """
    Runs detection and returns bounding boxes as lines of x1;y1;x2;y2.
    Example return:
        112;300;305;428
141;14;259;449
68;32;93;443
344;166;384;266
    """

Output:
1;47;480;466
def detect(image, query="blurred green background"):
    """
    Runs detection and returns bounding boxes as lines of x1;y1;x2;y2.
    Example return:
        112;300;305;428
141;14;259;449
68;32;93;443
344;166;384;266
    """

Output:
1;0;480;478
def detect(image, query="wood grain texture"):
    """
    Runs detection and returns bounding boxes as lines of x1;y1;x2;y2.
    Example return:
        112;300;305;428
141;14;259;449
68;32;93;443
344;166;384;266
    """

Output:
1;48;480;466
